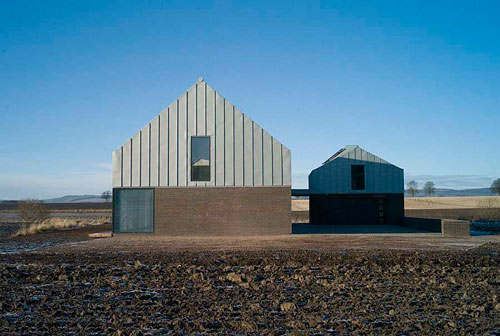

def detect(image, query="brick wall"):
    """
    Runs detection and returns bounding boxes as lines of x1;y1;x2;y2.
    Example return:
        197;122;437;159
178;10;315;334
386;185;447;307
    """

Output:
441;219;470;237
154;186;291;236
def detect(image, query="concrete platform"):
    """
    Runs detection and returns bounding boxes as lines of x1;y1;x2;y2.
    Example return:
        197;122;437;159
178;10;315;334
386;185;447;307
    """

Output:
44;232;500;253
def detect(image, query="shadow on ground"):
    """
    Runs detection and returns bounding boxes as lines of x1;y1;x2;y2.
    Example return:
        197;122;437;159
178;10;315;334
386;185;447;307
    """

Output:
292;224;426;234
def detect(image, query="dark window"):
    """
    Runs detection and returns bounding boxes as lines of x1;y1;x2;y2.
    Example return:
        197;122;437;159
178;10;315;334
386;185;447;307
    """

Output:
191;136;210;181
114;189;154;233
351;165;365;190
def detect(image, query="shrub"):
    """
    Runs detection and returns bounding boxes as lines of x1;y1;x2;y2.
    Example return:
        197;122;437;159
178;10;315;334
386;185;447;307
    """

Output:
475;198;500;222
18;199;51;223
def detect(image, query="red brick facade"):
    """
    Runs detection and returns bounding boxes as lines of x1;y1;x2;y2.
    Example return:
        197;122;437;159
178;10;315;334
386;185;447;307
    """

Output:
153;186;291;236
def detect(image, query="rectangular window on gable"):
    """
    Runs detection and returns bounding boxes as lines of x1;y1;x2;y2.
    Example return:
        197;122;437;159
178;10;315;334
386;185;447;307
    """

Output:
191;136;210;181
351;165;365;191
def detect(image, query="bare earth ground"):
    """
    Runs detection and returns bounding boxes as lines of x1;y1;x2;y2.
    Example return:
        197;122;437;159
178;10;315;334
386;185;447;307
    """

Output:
1;204;500;335
2;242;500;335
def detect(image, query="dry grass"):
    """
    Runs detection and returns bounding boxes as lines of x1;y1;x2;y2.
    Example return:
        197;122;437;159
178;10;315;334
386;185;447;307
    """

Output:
11;216;110;237
0;208;111;214
405;196;500;210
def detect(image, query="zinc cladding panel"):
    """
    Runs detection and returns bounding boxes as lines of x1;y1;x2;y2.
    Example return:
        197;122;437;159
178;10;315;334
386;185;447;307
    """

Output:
206;85;216;186
386;164;394;193
114;189;154;233
159;108;168;186
168;101;178;186
262;131;272;186
253;123;263;185
282;147;291;186
187;85;197;186
381;161;388;193
122;140;131;187
374;156;381;191
272;138;282;185
215;93;225;185
224;101;234;186
197;81;206;136
115;80;291;188
243;114;253;185
234;109;244;186
150;116;159;187
140;125;150;186
131;132;141;187
177;93;188;186
112;149;122;187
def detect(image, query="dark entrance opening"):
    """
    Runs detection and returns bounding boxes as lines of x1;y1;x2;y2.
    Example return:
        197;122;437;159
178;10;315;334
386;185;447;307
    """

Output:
113;188;154;233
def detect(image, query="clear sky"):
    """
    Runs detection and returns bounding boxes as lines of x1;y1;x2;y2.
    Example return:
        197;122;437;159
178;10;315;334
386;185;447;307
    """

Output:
1;1;499;199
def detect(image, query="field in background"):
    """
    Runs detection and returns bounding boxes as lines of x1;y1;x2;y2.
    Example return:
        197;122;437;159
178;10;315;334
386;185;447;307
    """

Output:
405;196;500;209
292;196;500;211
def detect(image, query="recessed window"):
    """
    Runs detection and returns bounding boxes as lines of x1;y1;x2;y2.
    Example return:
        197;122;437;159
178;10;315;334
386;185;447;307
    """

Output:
114;189;154;233
351;165;365;190
191;136;210;181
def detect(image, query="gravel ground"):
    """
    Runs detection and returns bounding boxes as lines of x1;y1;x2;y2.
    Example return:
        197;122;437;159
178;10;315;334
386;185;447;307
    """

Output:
1;244;500;335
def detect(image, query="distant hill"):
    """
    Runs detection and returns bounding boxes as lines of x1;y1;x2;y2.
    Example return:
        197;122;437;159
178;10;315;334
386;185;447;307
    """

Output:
406;188;495;197
42;195;106;203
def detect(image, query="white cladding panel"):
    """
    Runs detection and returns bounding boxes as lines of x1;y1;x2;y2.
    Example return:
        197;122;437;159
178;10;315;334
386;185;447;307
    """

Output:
122;140;131;187
177;93;187;186
262;131;272;186
282;147;291;186
309;146;403;194
215;92;225;185
131;132;141;187
187;86;197;186
150;116;159;187
112;149;122;187
243;114;253;185
112;79;291;187
206;85;216;186
272;138;282;185
159;109;168;186
253;123;263;185
224;101;234;186
234;109;244;186
168;101;178;186
140;125;150;186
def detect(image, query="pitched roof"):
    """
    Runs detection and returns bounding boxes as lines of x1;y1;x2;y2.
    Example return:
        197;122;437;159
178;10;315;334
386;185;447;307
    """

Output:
321;145;393;166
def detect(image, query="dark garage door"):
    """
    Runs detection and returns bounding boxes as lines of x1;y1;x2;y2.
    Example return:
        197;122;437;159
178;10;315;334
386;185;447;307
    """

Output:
113;189;154;233
310;195;387;225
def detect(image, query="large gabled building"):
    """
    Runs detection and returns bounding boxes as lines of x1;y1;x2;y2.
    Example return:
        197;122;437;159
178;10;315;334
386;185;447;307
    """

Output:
112;78;291;235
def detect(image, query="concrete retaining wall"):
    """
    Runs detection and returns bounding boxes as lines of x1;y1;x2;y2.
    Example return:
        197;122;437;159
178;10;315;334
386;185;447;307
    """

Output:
403;217;470;237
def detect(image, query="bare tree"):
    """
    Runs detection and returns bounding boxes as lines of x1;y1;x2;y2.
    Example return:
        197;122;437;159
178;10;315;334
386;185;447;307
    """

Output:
101;191;112;202
423;181;436;197
406;180;418;197
491;178;500;196
18;199;50;223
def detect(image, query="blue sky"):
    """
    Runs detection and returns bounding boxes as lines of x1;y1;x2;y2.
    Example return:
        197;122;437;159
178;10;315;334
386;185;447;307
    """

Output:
1;1;499;199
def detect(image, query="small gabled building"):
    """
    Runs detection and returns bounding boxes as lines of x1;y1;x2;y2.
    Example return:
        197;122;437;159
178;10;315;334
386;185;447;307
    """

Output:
112;78;291;235
308;145;404;225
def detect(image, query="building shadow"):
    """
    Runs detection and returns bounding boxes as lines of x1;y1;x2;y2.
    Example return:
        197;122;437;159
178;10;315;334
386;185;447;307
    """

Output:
292;223;427;234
